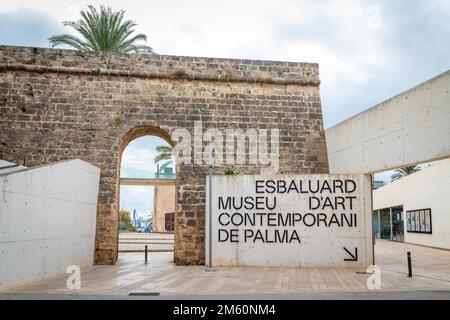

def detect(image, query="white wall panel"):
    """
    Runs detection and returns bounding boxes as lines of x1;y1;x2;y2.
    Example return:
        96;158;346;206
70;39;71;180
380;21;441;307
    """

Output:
0;159;100;290
326;71;450;174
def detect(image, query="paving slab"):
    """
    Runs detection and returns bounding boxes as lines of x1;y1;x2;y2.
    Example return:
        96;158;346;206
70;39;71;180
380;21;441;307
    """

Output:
3;240;450;298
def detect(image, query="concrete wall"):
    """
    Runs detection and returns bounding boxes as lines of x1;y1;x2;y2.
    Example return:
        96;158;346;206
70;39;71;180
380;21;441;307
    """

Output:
152;185;176;233
0;160;26;175
326;70;450;174
206;174;373;268
0;159;100;290
373;159;450;249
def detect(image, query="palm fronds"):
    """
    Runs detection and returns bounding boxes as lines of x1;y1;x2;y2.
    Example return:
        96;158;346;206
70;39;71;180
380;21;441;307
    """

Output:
49;5;153;53
154;145;174;173
390;165;421;182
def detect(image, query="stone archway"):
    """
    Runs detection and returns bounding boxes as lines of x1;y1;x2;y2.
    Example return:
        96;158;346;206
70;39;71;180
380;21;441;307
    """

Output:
116;125;176;262
1;45;329;267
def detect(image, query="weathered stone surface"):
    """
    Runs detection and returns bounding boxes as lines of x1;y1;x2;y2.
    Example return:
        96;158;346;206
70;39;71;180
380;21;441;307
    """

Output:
0;45;329;265
152;185;176;233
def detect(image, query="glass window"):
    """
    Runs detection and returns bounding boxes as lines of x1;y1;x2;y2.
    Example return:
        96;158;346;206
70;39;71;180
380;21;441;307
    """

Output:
419;211;425;232
415;212;420;232
406;212;411;232
380;209;391;240
424;210;432;233
406;209;432;234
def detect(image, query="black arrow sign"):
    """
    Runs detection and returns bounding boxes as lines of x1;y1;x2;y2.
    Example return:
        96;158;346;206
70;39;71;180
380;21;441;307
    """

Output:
343;247;358;261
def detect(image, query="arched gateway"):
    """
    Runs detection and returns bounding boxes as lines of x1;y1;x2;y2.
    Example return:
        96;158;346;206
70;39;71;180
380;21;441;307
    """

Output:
0;45;329;265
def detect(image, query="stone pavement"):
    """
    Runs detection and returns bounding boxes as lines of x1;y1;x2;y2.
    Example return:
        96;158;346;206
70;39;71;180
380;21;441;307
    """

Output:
374;240;450;284
2;240;450;298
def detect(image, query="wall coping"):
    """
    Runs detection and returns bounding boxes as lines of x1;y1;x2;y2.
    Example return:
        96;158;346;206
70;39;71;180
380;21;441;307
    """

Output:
0;45;320;86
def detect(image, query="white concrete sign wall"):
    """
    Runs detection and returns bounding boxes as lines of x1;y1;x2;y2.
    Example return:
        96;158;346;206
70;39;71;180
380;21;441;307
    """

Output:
0;159;100;290
206;174;373;268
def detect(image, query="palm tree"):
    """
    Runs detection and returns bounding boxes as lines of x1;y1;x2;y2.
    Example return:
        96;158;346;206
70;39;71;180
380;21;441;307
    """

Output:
48;5;153;53
390;165;421;182
154;145;173;174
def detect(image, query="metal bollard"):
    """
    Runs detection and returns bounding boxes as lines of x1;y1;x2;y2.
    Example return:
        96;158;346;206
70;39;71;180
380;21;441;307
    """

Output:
145;245;148;264
407;251;412;277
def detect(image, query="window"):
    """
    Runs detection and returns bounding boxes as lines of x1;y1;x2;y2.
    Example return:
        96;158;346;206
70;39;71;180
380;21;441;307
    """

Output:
406;209;432;234
165;212;175;232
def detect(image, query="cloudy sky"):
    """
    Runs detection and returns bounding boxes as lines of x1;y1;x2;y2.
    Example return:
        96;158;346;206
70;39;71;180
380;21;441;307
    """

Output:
1;0;449;216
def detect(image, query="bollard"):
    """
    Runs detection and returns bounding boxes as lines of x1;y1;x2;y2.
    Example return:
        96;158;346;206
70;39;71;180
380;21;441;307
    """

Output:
407;251;412;277
145;245;148;264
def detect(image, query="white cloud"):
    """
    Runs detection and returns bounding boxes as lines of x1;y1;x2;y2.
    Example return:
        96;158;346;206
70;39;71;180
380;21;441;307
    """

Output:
121;135;173;177
2;1;449;127
3;0;449;200
120;185;154;218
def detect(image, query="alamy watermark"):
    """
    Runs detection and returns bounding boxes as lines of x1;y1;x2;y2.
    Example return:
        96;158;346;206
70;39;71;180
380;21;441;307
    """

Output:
366;265;381;290
366;5;382;30
171;121;280;174
66;265;81;290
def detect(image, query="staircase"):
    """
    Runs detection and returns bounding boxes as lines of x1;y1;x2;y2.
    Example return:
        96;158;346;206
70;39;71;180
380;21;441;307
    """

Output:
118;232;174;252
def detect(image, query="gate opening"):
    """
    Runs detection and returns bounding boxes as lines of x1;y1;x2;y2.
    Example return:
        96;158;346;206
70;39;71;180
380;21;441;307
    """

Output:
118;129;176;266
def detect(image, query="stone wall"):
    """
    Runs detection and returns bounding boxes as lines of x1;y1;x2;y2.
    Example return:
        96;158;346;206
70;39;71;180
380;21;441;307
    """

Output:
0;45;329;265
153;185;176;233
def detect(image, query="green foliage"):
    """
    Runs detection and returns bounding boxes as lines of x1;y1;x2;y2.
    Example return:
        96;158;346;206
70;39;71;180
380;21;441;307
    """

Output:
225;167;235;175
113;112;124;125
157;160;173;173
154;145;174;173
173;68;188;78
119;210;136;232
49;5;153;53
390;165;421;182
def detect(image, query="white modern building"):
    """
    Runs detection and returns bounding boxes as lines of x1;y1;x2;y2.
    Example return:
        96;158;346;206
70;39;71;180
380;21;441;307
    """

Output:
373;159;450;250
325;70;450;250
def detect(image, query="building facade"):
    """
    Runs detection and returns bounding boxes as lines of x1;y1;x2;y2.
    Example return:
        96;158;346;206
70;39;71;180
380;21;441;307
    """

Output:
152;185;176;233
373;159;450;250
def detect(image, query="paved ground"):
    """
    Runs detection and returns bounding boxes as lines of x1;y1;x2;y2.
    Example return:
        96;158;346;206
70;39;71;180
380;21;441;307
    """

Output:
374;240;450;283
118;232;174;252
2;240;450;299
